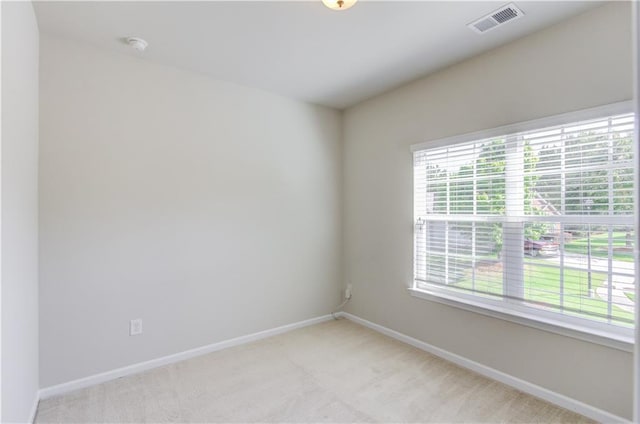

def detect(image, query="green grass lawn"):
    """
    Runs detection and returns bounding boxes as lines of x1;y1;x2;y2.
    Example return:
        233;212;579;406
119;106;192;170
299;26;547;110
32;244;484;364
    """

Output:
454;259;634;325
564;231;634;262
625;292;635;302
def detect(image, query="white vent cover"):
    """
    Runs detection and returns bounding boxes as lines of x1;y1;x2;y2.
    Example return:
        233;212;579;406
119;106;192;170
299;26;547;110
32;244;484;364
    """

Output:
467;3;524;34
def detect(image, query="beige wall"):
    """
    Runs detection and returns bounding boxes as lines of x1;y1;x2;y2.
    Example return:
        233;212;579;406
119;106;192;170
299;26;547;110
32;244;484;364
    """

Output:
1;1;40;421
343;2;633;419
39;36;342;387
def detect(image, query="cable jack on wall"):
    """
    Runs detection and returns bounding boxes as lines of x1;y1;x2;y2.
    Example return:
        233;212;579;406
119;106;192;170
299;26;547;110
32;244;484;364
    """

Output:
332;284;353;319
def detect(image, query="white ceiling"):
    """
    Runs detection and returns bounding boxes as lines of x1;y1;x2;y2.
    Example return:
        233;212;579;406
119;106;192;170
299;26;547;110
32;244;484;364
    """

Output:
33;1;602;109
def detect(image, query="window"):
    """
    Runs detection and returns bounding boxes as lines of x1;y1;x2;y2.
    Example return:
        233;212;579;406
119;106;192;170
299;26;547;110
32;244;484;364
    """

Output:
412;106;635;342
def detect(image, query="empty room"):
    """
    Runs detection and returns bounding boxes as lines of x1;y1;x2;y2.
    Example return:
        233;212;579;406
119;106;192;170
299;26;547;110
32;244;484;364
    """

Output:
2;0;640;422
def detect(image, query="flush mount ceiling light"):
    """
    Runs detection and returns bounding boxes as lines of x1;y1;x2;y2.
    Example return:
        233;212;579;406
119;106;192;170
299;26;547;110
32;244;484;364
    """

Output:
322;0;357;11
126;37;148;52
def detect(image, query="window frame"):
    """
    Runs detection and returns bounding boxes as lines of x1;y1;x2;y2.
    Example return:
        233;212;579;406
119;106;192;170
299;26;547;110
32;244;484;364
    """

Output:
410;101;635;352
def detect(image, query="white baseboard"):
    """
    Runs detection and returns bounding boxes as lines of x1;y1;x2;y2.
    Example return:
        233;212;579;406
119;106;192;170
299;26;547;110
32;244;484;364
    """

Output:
39;314;334;400
339;312;628;424
35;311;629;423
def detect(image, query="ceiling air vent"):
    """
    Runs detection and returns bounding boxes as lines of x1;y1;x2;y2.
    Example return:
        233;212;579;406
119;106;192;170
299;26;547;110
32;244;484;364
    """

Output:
467;3;524;34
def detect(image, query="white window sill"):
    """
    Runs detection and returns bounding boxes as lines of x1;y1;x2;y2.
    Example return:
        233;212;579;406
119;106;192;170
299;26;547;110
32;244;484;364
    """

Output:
408;287;634;352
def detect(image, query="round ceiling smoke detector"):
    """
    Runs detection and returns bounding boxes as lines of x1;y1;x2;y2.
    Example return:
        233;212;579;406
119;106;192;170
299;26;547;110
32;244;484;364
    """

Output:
126;37;148;52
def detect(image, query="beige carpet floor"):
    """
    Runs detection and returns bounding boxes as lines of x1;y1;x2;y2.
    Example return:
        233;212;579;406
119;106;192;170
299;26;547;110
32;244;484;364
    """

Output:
36;319;594;423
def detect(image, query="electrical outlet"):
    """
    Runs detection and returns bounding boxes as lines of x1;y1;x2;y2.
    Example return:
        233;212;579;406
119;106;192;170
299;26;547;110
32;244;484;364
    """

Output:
130;319;143;336
345;284;353;299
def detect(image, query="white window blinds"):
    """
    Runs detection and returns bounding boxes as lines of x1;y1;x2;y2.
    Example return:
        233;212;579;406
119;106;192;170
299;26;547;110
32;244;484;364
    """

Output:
413;112;635;330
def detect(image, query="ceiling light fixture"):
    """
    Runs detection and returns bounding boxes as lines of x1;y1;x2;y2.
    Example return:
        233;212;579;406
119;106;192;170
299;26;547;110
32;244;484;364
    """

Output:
126;37;148;52
322;0;357;11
